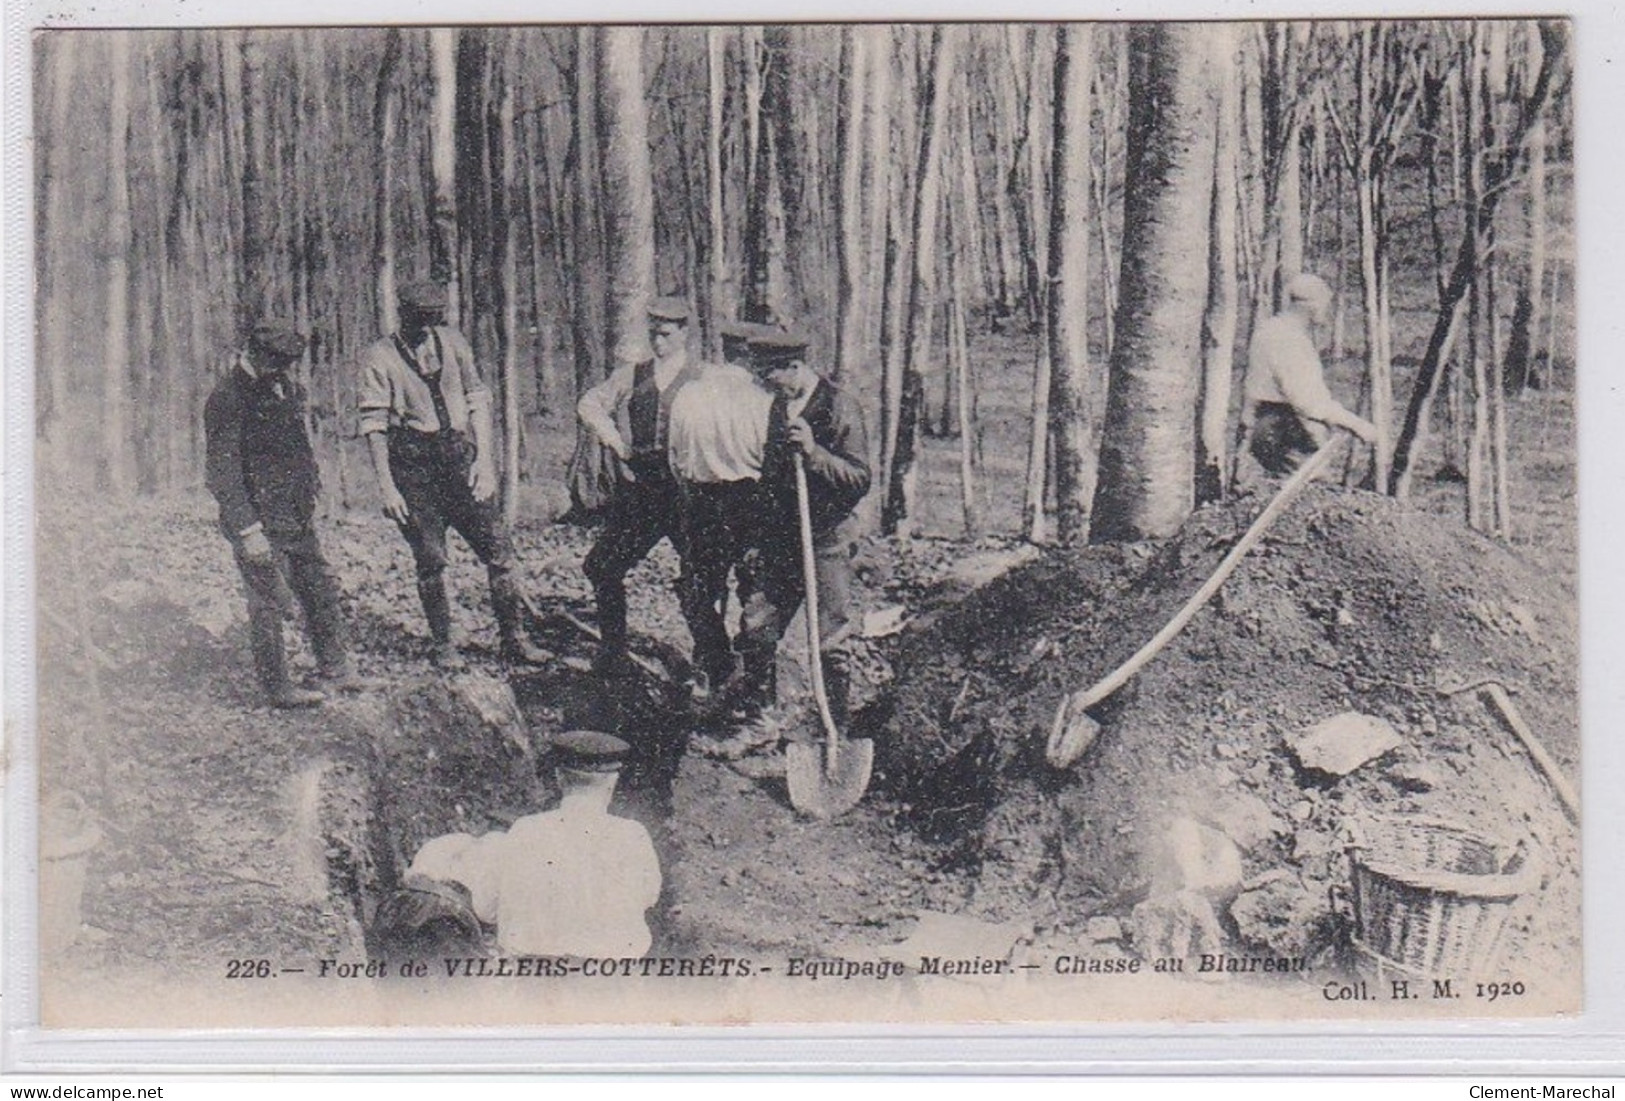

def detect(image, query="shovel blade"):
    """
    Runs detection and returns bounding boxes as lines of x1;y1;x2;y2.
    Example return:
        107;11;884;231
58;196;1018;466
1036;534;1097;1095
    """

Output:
1045;689;1101;769
786;738;875;820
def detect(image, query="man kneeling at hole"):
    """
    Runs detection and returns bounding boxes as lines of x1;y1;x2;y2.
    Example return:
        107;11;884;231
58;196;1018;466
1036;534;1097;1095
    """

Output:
400;732;662;959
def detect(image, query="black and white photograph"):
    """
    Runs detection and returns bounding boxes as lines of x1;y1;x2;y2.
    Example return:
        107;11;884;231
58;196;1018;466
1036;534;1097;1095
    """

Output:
22;18;1580;1029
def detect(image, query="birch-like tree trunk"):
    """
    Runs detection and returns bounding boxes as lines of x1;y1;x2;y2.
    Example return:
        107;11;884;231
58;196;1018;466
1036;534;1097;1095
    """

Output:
834;27;868;384
595;26;656;365
372;29;402;334
1199;25;1240;504
1047;23;1096;545
1092;23;1216;543
429;28;460;322
102;34;134;493
882;25;956;539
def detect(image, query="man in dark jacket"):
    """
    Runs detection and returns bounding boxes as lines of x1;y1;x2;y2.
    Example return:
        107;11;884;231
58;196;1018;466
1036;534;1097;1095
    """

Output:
204;322;352;708
731;331;871;723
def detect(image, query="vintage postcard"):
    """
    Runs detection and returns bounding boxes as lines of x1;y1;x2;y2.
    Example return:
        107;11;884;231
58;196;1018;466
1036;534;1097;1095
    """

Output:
21;18;1581;1032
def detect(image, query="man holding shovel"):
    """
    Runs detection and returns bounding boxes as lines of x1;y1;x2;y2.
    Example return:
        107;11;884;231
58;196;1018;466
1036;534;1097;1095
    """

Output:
729;332;871;726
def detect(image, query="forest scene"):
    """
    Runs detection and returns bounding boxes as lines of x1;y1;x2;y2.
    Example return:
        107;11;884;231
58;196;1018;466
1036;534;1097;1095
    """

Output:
30;21;1578;1027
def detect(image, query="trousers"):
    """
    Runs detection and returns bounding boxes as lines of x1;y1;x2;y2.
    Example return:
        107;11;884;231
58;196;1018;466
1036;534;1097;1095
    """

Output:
582;470;685;654
735;520;858;714
234;526;350;695
676;478;760;684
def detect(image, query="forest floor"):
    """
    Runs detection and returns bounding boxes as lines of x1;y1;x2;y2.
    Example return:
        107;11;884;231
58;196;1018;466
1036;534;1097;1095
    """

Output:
32;367;1578;1026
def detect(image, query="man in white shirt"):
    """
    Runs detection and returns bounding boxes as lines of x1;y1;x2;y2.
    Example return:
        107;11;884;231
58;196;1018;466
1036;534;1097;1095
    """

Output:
666;322;777;700
482;731;661;958
1239;272;1377;478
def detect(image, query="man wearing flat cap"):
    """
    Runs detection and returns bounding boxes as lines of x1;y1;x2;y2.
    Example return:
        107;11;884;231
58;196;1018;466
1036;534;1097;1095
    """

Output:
1238;271;1377;480
576;296;705;678
731;331;871;724
205;321;353;708
358;280;549;668
416;731;662;958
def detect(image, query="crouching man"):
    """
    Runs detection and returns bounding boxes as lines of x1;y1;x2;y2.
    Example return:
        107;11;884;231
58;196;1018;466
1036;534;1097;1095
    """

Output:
731;331;871;724
405;732;662;959
1238;271;1376;480
204;321;354;709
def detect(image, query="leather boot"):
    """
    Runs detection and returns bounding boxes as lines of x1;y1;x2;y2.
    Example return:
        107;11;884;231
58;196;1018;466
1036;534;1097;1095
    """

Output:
491;569;550;666
418;573;464;669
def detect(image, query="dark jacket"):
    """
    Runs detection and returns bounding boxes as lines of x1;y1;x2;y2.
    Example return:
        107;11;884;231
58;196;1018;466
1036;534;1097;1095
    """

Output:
761;379;871;539
204;364;321;539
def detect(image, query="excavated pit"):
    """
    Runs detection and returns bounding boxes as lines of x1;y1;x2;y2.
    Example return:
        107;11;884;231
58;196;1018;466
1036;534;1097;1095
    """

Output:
873;486;1578;969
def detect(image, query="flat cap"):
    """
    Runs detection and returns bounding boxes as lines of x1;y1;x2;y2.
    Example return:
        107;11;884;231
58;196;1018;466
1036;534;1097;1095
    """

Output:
647;295;691;323
551;730;631;772
719;320;777;359
248;321;307;360
399;280;450;314
748;330;810;369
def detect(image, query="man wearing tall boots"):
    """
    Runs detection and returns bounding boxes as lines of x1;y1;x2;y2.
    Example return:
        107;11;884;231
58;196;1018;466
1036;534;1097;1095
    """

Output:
731;331;871;726
576;297;704;678
358;280;549;669
204;321;353;708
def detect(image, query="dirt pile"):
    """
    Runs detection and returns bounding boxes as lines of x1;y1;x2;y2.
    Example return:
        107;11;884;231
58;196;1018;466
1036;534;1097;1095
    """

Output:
877;486;1577;971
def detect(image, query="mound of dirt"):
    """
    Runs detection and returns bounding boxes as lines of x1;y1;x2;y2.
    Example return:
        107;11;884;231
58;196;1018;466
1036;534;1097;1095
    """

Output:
877;486;1578;973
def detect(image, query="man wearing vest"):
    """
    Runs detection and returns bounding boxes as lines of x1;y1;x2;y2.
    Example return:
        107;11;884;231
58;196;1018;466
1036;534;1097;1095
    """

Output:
358;280;549;669
731;331;871;724
576;297;704;679
204;321;354;708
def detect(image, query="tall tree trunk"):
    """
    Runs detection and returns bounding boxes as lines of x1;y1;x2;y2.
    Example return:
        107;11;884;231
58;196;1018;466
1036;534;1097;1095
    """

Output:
882;25;956;538
595;26;656;365
1505;105;1546;392
1047;23;1096;545
741;28;780;324
834;26;868;385
1092;24;1216;543
571;27;606;390
1199;25;1240;505
429;28;460;321
238;29;273;328
707;27;730;331
497;41;522;524
37;35;77;444
102;34;134;493
372;29;402;334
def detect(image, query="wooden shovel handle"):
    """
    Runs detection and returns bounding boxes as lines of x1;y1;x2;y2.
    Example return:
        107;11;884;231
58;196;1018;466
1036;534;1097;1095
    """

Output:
1071;433;1344;713
795;454;844;770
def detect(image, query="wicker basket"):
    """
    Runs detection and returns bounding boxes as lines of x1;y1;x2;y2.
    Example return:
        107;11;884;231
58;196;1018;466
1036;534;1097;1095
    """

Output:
1346;816;1539;979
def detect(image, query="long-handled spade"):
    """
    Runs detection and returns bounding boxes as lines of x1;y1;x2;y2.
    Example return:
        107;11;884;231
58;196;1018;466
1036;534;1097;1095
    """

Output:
1046;433;1346;769
785;454;874;819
